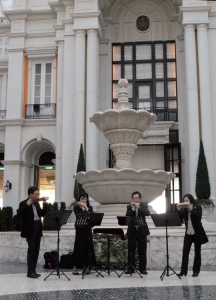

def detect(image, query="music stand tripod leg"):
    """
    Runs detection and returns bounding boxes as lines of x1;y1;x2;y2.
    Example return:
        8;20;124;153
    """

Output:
44;217;70;281
96;235;119;278
82;237;104;279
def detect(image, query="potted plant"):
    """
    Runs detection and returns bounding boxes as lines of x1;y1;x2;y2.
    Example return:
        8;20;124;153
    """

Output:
195;140;214;218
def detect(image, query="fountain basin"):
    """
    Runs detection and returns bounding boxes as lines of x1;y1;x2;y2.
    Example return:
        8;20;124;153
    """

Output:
90;109;157;138
75;169;175;205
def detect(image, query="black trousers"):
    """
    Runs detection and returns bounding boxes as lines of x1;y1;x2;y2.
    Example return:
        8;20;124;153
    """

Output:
26;221;41;274
128;230;147;271
181;234;201;274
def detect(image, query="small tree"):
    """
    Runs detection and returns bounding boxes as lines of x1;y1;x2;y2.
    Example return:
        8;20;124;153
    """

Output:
195;140;211;200
73;143;86;201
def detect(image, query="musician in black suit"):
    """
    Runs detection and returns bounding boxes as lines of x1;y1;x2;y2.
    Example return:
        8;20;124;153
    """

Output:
125;191;150;274
176;194;208;277
17;186;48;278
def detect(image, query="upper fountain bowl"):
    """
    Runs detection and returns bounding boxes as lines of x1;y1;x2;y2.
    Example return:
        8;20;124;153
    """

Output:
90;109;156;140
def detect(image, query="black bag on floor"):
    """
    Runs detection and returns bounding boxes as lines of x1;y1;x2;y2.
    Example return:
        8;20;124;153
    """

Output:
60;252;73;269
43;251;58;269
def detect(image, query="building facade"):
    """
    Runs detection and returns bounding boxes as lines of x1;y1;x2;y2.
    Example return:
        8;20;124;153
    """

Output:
0;0;215;214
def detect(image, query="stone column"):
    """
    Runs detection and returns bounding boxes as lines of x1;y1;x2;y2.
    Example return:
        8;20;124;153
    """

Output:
73;30;86;171
61;33;75;207
7;49;25;118
184;24;200;194
196;24;215;200
86;29;98;171
55;40;64;204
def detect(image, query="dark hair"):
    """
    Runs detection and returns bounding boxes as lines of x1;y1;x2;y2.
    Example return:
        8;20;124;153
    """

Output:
28;186;39;196
183;194;196;206
77;193;90;208
131;191;141;199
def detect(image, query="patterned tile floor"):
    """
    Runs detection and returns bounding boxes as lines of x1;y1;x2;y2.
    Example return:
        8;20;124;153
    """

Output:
0;262;216;300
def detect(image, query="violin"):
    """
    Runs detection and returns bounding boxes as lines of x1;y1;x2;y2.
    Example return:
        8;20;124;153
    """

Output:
32;197;49;203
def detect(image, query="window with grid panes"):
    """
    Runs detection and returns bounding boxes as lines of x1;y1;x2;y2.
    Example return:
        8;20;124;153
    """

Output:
0;37;9;56
32;61;53;105
112;41;178;122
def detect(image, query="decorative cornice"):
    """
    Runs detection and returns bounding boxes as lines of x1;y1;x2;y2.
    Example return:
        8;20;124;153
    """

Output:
53;25;65;31
49;2;65;13
3;10;31;21
23;119;56;127
26;32;56;38
7;46;25;52
1;160;33;167
25;46;57;58
180;5;211;13
1;117;56;127
70;12;101;19
8;32;27;38
99;38;109;44
1;119;25;126
61;19;74;25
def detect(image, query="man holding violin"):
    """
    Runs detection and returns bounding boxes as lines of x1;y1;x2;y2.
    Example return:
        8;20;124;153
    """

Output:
17;186;48;278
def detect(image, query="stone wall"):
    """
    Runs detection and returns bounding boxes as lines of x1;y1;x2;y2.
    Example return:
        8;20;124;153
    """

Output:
0;230;215;270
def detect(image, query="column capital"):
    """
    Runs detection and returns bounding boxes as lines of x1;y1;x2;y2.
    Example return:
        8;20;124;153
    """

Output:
196;23;208;31
183;24;195;32
87;29;99;36
55;39;64;46
74;29;86;36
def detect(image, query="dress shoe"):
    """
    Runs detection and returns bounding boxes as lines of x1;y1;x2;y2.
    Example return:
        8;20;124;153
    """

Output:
35;273;41;277
72;271;79;275
125;269;134;274
140;270;148;275
27;273;38;279
177;271;187;276
192;273;198;277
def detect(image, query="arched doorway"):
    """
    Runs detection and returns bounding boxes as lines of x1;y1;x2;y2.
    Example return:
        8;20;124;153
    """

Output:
22;139;56;203
37;151;56;203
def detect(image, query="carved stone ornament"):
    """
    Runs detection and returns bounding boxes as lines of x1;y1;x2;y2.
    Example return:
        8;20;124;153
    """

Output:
136;15;150;32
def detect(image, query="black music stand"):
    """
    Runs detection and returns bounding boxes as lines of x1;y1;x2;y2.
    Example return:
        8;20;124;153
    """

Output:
151;213;182;281
96;235;120;277
44;210;72;281
75;212;104;279
117;216;145;278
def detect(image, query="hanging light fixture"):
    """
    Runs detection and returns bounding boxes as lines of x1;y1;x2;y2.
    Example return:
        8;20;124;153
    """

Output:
4;180;12;193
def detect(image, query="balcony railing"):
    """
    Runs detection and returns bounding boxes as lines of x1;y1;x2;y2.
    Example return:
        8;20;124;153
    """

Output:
134;107;178;122
25;104;56;119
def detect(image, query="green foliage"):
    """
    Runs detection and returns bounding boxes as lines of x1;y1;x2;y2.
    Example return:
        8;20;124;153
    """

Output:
196;198;214;208
0;206;13;231
60;202;66;211
195;140;211;200
53;202;58;211
3;207;13;231
0;208;7;231
69;201;76;209
73;143;86;201
93;234;140;270
43;202;58;231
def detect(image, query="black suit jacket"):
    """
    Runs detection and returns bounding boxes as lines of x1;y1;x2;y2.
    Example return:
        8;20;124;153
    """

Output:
126;203;150;237
17;198;48;239
177;204;208;245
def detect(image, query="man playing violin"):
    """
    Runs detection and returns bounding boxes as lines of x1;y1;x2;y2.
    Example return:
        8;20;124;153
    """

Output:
17;186;48;278
125;191;150;275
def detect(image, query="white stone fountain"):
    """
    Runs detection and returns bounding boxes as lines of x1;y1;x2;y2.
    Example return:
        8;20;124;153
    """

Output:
76;79;175;225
